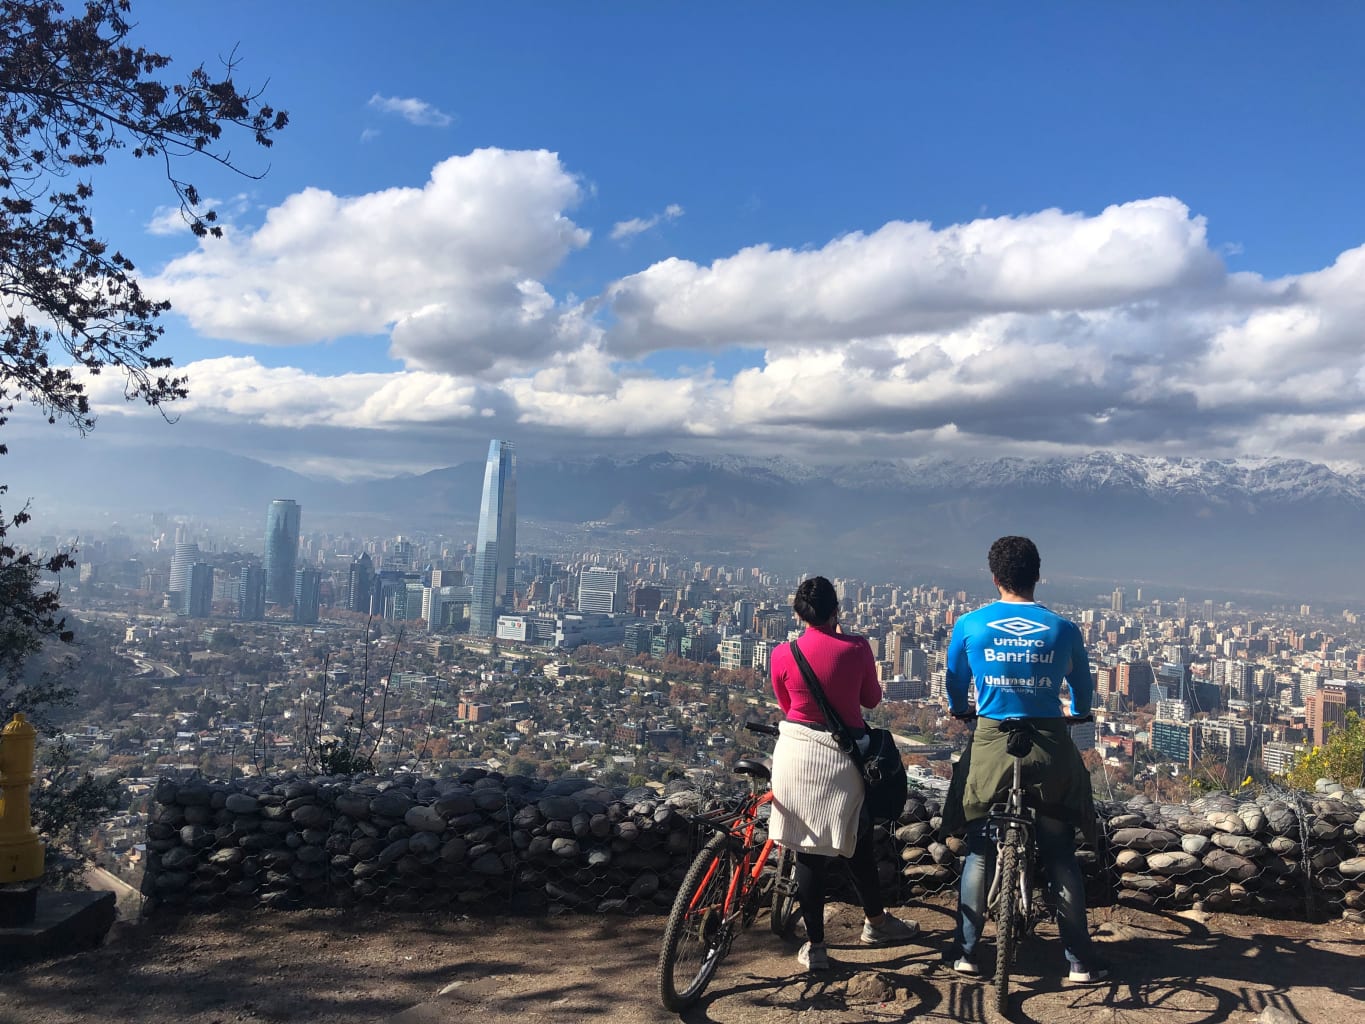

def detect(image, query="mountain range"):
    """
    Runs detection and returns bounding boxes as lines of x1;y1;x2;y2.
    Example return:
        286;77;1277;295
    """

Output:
5;445;1362;602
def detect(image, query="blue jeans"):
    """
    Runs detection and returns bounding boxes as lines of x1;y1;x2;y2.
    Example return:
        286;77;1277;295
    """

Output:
955;815;1098;968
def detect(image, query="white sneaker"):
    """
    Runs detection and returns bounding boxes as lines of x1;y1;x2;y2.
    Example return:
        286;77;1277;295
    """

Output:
1068;964;1110;984
861;913;920;946
952;956;980;976
798;941;830;971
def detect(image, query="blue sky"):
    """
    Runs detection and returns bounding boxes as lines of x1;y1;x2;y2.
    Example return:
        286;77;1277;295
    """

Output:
18;2;1365;478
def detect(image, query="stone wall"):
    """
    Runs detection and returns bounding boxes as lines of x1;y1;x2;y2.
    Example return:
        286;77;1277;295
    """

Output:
143;770;1364;922
144;769;702;914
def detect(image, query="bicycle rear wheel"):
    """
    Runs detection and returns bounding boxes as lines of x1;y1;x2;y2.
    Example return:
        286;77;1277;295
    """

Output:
993;831;1020;1016
658;833;739;1012
769;846;798;937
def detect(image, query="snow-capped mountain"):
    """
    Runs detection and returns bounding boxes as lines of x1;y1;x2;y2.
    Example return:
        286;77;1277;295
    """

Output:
7;446;1362;599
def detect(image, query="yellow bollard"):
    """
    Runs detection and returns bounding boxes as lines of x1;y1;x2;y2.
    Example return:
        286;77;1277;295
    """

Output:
0;713;45;882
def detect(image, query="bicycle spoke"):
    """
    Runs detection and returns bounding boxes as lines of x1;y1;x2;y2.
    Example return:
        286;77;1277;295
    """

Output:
659;834;740;1011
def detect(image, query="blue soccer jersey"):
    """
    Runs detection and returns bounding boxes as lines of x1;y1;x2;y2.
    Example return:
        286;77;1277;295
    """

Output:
945;600;1094;720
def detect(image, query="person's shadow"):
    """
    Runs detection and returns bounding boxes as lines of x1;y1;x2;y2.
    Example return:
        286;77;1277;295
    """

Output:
1002;908;1365;1023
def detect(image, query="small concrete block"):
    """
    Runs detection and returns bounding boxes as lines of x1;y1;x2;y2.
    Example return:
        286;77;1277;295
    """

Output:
0;890;116;964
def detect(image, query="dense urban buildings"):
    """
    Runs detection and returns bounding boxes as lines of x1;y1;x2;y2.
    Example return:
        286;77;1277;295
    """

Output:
469;440;517;637
25;436;1365;895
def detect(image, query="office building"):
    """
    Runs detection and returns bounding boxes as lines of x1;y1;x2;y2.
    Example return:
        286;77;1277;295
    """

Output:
238;563;266;621
167;540;200;605
425;585;472;633
294;568;322;625
347;553;375;614
469;440;517;637
884;675;928;701
1068;718;1097;753
1154;662;1192;705
718;634;756;671
632;585;663;616
578;567;627;613
1115;661;1153;709
264;499;302;606
185;562;214;618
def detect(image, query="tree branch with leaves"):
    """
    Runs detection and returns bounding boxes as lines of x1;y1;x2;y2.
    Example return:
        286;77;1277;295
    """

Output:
1;0;287;433
0;0;286;882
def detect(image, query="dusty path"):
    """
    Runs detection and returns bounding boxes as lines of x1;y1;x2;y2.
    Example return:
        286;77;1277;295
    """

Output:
3;900;1362;1024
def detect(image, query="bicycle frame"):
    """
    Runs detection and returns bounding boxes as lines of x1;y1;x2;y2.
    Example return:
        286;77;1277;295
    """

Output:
658;719;795;1013
688;782;779;921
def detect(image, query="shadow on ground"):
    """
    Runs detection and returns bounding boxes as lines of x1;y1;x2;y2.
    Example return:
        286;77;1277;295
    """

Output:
2;901;1362;1024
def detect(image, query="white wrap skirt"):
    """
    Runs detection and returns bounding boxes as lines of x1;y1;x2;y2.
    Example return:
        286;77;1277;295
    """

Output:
768;719;864;858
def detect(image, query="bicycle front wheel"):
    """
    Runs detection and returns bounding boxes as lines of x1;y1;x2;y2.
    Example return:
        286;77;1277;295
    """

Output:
993;831;1020;1016
769;846;798;937
658;833;739;1012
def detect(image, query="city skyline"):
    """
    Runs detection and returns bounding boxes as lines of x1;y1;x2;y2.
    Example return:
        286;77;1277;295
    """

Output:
4;6;1365;480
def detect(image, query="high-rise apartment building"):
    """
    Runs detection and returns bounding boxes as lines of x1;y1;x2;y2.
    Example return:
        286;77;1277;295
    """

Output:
1306;682;1358;747
264;499;302;606
1110;587;1125;613
1115;661;1153;709
469;440;517;637
902;647;929;681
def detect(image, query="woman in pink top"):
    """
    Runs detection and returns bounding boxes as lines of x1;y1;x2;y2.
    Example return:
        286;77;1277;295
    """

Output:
767;576;920;972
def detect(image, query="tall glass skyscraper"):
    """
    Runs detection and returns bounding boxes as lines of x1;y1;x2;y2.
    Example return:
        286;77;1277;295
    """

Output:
263;499;302;606
469;440;516;636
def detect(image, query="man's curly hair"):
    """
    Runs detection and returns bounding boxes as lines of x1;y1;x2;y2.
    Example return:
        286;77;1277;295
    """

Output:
988;536;1041;595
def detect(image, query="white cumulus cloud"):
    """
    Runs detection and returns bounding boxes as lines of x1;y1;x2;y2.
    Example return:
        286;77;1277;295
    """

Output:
611;203;684;241
149;149;592;376
119;182;1365;473
606;197;1225;354
367;93;454;127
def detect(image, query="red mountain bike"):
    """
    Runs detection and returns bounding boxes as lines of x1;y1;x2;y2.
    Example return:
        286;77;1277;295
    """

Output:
656;721;798;1012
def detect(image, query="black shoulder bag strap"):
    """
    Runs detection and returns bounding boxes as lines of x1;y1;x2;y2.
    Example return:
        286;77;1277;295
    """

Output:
788;640;865;767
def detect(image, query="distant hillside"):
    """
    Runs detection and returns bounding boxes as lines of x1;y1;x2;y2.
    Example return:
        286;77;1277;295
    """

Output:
6;444;1362;600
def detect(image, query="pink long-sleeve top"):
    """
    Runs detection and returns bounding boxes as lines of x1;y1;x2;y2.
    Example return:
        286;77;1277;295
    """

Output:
770;625;882;729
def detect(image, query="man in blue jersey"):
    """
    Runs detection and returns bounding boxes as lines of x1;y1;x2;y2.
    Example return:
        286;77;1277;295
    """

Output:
943;536;1108;984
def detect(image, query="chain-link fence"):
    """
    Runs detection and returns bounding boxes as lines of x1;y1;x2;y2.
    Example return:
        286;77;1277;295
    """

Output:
141;771;1365;923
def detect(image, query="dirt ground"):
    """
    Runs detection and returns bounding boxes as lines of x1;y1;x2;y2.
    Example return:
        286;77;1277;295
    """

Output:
3;897;1362;1024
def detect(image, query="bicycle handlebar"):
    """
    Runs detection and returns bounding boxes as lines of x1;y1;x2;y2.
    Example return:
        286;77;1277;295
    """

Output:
743;721;780;737
950;711;1095;725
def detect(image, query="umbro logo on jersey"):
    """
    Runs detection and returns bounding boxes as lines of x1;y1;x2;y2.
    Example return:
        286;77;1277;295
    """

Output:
987;617;1049;638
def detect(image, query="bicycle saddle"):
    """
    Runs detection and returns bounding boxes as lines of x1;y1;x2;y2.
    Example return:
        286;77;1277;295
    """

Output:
1000;719;1036;757
732;758;772;781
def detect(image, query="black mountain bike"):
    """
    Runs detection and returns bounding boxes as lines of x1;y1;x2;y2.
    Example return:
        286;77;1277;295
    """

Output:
958;712;1093;1015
